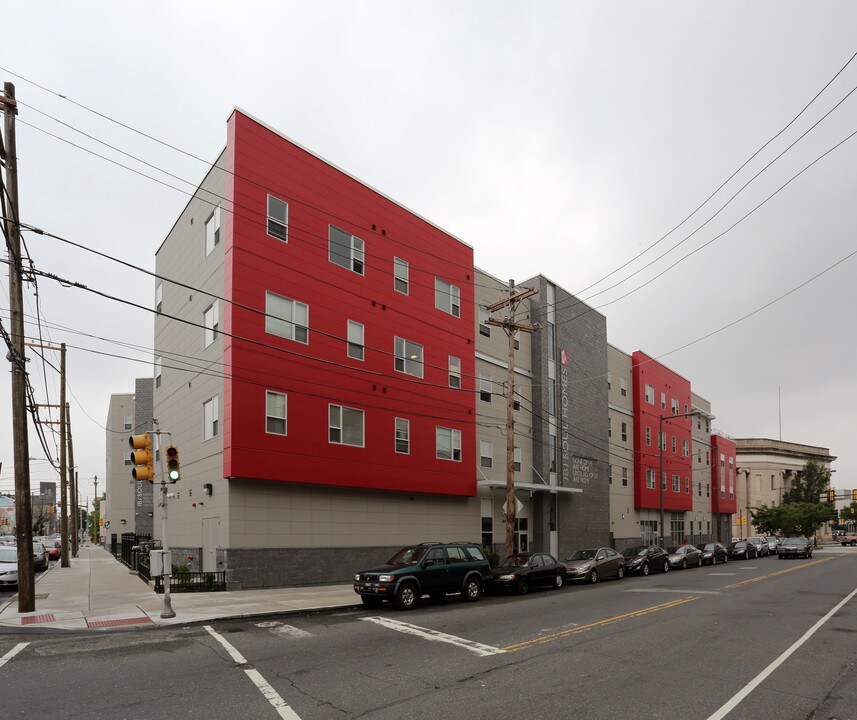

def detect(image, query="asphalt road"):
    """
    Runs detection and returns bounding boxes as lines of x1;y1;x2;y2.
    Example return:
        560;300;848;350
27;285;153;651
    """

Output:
2;547;856;720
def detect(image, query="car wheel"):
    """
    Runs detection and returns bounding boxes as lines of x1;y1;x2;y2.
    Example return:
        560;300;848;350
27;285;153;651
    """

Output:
616;566;625;580
851;540;856;547
395;582;419;610
642;562;650;576
588;569;598;584
663;561;670;573
463;577;482;602
553;574;564;589
361;595;383;608
517;578;530;595
681;559;687;570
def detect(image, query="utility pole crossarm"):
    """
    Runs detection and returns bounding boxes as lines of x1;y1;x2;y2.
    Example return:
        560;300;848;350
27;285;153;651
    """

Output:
486;319;537;333
485;287;537;312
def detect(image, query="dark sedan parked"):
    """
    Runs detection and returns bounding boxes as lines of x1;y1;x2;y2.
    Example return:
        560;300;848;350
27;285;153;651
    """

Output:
667;545;703;569
487;552;566;595
696;542;728;565
621;545;671;576
565;547;624;583
727;540;758;560
778;537;813;559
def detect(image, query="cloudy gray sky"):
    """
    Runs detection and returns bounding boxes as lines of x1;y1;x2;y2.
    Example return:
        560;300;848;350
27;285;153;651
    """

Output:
2;1;855;506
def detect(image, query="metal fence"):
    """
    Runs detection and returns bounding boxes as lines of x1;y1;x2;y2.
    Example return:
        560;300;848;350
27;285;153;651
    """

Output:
154;571;226;593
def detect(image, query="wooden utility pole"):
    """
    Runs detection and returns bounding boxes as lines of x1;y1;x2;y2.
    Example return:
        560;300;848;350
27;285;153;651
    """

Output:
59;343;69;567
2;81;35;612
486;280;537;559
68;404;79;556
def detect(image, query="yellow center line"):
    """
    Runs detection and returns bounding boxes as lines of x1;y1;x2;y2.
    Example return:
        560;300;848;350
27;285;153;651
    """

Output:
718;556;837;590
501;596;699;652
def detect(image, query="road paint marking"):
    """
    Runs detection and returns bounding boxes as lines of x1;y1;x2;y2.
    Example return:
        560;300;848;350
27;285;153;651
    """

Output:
708;573;737;576
706;584;857;720
502;597;699;652
254;621;312;639
204;626;302;720
0;643;29;669
740;566;758;569
624;588;720;595
362;616;505;657
719;556;835;590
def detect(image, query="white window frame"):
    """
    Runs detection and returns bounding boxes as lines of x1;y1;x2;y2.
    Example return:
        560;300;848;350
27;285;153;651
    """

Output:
480;440;493;469
622;467;628;486
347;320;364;361
393;257;409;294
203;395;219;441
435;278;461;317
123;414;133;431
124;450;133;466
621;422;628;442
436;426;461;462
672;475;680;492
479;373;492;402
478;306;491;337
265;291;309;344
267;194;288;241
329;225;364;275
154;357;162;389
203;301;219;348
645;426;651;446
645;384;654;404
155;282;162;313
620;377;627;397
328;404;365;447
395;417;410;454
205;205;222;256
513;446;521;472
646;469;656;489
394;336;424;378
660;391;666;410
448;356;461;388
265;391;287;436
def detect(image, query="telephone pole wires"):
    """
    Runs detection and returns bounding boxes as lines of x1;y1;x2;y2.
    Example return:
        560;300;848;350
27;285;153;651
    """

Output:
486;280;537;559
2;81;35;612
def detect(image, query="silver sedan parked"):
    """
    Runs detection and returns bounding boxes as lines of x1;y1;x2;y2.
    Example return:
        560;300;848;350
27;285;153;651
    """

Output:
667;544;703;569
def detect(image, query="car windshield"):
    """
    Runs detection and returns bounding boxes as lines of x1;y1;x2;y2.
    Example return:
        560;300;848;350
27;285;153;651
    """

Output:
731;542;747;548
387;546;429;565
782;538;805;546
0;548;17;563
500;554;530;567
700;544;716;551
569;549;597;561
667;546;681;553
622;546;647;558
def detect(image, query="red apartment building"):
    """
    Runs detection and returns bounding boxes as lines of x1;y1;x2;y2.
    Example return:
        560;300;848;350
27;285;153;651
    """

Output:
154;109;477;588
711;432;738;530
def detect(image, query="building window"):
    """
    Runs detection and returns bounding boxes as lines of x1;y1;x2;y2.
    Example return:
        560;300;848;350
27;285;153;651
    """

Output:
513;386;522;411
662;473;667;491
203;395;219;441
685;477;690;494
329;225;364;274
436;427;461;461
621;422;628;442
645;426;651;446
706;451;710;466
620;377;627;397
479;373;492;402
671;436;677;453
154;357;162;389
123;414;133;431
124;450;133;466
660;391;666;410
672;398;679;415
641;520;658;544
394;337;424;378
548;434;557;474
514;446;521;472
347;320;364;360
546;322;556;360
608;418;612;438
609;466;613;485
478;306;491;337
706;483;710;498
266;391;287;435
448;356;461;388
435;278;461;317
660;432;667;451
205;205;221;255
672;475;680;492
698;482;702;497
329;404;364;447
646;470;655;489
395;418;409;454
393;257;409;294
481;498;493;549
670;514;685;545
607;372;612;390
266;291;309;344
480;440;493;468
682;440;689;457
267;195;288;241
645;384;654;404
203;301;219;348
622;467;628;486
155;283;162;313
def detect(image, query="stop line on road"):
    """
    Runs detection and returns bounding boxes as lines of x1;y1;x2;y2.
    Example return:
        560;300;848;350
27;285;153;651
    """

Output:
361;616;506;657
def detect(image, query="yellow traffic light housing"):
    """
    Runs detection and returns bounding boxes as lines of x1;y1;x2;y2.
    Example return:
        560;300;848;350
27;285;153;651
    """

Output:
827;489;836;503
166;445;180;483
852;489;857;502
129;433;154;482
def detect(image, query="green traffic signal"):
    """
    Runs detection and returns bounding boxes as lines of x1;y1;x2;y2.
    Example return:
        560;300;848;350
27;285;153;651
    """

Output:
166;445;180;483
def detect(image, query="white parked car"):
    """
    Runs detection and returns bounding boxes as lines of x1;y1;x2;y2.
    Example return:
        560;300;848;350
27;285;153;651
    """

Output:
0;546;19;587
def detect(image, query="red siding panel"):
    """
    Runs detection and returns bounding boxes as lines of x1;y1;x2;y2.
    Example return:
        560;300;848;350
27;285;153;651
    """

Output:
711;434;738;514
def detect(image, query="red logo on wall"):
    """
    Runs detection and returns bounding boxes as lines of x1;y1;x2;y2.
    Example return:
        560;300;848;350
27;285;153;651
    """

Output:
561;349;569;366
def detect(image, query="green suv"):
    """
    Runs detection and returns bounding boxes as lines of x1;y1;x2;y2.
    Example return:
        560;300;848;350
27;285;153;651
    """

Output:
353;541;490;610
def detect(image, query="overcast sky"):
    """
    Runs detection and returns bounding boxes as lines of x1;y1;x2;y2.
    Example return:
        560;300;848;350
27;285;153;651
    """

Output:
2;2;855;506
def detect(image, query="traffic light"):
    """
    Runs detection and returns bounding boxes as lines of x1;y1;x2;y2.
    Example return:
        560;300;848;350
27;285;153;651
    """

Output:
852;489;857;502
129;432;154;482
166;445;181;483
827;489;836;503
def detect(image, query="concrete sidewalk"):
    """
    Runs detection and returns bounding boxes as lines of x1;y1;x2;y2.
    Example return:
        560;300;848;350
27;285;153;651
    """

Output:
0;545;360;631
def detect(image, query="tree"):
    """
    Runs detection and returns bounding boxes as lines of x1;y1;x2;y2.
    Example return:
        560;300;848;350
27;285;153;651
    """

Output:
751;501;835;538
783;460;832;504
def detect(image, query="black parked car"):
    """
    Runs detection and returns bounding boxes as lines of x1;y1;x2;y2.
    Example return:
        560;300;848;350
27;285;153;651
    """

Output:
778;537;813;559
696;542;728;565
621;545;671;575
727;540;758;560
487;552;566;595
353;541;490;610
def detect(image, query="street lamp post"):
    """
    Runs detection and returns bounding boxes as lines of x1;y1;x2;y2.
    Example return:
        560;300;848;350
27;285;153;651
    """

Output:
659;410;703;547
